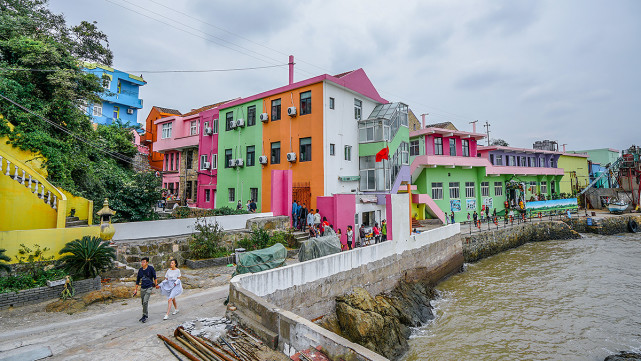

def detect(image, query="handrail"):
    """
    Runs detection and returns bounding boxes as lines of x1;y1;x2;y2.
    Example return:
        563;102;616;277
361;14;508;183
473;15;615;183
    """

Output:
0;148;67;228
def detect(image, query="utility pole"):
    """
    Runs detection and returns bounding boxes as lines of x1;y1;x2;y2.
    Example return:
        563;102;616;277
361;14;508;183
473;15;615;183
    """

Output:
469;120;478;133
484;121;491;146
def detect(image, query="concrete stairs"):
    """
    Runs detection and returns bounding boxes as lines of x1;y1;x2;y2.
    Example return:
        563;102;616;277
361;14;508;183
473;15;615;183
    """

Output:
292;230;310;244
65;216;88;228
418;218;443;226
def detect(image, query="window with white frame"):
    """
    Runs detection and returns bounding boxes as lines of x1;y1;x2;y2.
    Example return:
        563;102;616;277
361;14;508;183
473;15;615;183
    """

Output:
329;143;335;156
212;119;219;134
211;154;218;169
344;145;352;161
161;122;172;139
410;139;420;156
462;139;470;157
481;182;490;197
529;181;537;192
495;154;503;166
540;181;547;194
228;188;235;202
190;120;198;135
465;182;475;198
93;103;102;116
449;138;456;156
494;182;503;196
354;99;362;120
449;182;460;199
431;182;443;200
200;154;208;170
205;189;211;203
400;142;409;164
434;137;443;155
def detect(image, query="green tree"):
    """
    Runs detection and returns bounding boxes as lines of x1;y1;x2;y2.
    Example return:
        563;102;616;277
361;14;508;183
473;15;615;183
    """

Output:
491;138;509;147
0;248;10;273
0;0;161;221
59;236;116;279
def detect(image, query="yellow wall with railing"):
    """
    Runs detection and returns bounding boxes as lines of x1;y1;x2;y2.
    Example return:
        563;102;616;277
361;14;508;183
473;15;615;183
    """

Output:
0;226;101;263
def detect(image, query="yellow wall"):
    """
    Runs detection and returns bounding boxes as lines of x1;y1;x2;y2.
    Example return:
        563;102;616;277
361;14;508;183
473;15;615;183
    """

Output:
0;174;58;231
0;226;101;264
558;155;590;194
61;189;93;223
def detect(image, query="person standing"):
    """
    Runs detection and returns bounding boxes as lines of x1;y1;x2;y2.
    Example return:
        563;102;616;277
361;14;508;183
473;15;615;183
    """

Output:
246;200;251;212
485;206;490;220
313;209;321;229
133;257;157;323
450;212;455;224
249;199;257;213
292;200;298;229
473;210;478;225
159;259;183;320
346;225;354;249
373;223;381;244
300;204;308;231
236;200;243;210
381;220;387;242
358;223;366;247
306;208;315;232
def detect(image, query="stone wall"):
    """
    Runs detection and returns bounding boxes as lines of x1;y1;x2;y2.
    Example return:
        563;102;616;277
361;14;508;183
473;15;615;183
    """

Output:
463;221;581;263
0;276;101;310
563;214;641;235
246;215;289;231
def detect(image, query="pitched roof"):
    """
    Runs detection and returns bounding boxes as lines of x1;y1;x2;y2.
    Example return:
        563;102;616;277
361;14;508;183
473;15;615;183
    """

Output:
333;70;356;78
154;106;181;115
180;99;237;117
425;121;458;131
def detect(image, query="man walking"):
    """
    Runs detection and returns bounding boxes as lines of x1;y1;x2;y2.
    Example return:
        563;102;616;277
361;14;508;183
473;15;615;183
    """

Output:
133;257;157;323
300;203;308;231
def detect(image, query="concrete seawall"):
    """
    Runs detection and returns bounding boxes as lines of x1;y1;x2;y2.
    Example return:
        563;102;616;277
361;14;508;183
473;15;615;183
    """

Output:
227;224;462;360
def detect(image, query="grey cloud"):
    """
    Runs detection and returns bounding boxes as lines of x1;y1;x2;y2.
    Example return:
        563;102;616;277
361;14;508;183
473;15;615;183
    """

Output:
467;1;542;37
454;68;514;90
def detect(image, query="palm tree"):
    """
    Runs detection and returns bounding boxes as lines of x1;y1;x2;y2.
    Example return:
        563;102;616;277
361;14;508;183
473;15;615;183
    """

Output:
0;248;10;274
59;236;116;279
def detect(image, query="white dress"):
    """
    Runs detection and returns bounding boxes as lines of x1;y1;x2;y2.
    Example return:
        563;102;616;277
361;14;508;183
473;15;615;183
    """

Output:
159;268;183;299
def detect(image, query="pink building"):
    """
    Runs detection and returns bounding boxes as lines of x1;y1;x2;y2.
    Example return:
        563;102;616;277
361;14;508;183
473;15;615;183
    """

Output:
196;106;221;208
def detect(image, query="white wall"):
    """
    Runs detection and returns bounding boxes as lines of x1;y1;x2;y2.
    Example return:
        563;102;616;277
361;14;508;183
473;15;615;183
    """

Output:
390;193;410;242
322;81;380;196
112;212;273;241
232;223;460;297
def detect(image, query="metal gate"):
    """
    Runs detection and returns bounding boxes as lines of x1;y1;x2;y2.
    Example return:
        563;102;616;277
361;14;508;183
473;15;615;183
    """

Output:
292;181;311;207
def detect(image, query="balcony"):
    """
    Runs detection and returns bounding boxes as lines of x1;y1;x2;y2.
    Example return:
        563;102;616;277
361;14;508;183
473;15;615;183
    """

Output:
102;90;143;109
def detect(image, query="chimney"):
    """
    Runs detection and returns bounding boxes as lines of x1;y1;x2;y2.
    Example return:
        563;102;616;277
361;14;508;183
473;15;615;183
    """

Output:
562;144;566;152
289;55;294;85
421;113;427;128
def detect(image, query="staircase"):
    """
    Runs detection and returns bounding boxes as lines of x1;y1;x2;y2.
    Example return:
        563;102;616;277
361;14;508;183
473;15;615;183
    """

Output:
65;216;88;228
292;230;310;244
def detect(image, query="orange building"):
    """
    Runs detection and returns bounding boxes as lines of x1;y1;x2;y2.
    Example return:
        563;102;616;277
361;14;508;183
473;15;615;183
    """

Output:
141;106;182;171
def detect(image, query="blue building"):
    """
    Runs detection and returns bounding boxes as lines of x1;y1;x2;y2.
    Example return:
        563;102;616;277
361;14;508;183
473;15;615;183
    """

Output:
81;63;146;126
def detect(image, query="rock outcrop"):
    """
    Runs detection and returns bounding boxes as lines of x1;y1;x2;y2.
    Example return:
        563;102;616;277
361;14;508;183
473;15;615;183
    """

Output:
604;351;641;361
333;281;436;360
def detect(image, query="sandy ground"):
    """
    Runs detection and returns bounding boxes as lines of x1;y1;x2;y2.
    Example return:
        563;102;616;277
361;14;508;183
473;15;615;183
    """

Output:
0;260;297;360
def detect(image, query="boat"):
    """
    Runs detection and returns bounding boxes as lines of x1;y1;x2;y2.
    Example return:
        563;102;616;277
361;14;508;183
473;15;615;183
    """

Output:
608;199;628;213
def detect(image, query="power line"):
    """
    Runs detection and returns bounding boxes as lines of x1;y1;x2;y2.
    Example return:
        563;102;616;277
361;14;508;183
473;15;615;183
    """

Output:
0;92;136;165
0;64;288;74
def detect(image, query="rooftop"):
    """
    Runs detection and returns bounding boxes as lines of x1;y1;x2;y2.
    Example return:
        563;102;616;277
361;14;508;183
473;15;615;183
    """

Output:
154;106;181;115
410;127;486;140
479;145;589;157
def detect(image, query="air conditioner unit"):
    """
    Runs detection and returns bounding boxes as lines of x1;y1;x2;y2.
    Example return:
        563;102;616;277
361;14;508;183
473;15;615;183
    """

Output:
236;118;245;127
259;113;269;122
204;127;213;135
203;161;210;169
236;158;244;167
228;120;236;129
286;152;297;162
127;108;134;115
258;155;268;164
287;106;297;117
228;159;237;168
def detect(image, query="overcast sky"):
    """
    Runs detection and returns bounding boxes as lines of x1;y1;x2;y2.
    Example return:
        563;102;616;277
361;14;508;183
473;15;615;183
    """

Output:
50;0;640;151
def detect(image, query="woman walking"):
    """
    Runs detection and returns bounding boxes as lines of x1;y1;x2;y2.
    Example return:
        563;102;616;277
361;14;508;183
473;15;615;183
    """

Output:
159;259;183;320
347;225;354;250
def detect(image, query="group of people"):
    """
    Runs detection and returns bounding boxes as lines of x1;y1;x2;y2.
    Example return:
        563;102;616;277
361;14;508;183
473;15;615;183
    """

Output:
133;257;184;323
236;199;257;213
447;207;497;224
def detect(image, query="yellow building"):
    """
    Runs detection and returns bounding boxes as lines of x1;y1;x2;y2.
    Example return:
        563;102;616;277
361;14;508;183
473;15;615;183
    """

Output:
558;153;590;194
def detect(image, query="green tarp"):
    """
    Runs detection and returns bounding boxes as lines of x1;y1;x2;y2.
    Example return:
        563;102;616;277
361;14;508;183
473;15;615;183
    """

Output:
298;228;341;262
233;243;287;277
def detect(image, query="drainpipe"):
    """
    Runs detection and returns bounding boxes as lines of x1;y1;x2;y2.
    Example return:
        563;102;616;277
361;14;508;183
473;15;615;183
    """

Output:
289;55;294;85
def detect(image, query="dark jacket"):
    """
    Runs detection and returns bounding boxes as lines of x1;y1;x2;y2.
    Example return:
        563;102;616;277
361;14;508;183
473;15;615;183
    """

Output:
136;266;157;289
300;207;308;220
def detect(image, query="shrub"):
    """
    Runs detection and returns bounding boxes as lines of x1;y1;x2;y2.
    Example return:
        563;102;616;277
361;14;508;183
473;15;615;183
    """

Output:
189;218;229;259
270;229;297;248
14;244;55;277
237;228;297;251
171;206;249;219
0;268;68;294
59;236;116;279
0;249;10;274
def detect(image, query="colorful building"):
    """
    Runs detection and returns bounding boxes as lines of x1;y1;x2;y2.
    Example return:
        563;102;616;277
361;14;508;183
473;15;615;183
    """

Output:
81;63;146;126
568;148;620;189
557;153;590;194
196;106;223;209
141;106;182;171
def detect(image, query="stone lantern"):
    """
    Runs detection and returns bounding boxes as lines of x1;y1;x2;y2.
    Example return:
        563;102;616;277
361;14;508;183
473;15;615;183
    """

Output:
97;198;116;243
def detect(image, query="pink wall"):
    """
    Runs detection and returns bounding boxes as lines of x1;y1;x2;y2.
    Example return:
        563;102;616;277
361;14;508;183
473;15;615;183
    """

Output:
197;107;220;209
271;170;292;218
317;194;356;247
385;194;393;241
154;114;199;153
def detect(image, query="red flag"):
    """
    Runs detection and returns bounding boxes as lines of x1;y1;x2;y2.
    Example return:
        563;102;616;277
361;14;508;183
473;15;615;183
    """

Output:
375;146;389;162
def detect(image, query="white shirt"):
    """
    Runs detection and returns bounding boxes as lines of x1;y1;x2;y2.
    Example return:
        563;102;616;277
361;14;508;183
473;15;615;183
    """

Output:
165;268;181;282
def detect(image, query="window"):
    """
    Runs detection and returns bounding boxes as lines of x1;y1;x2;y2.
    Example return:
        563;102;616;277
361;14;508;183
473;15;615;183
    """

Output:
225;149;233;168
431;182;443;200
462;139;470;157
186;150;193;170
246;145;255;166
203;121;209;134
93;103;102;116
211;154;217;169
449;138;456;156
529;181;537;193
299;137;311;161
330;144;335;156
190;120;198;135
465;182;475;198
212;119;219;134
527;157;532;167
400;142;409;164
300;91;311;115
449;182;460;199
550;159;555;168
161;122;172;139
354;99;362;120
170;153;174;170
271;142;281;164
271;99;281;121
410;140;420;156
481;182;490;197
200;155;208;170
205;189;211;203
541;181;547;194
492;182;502;196
228;188;235;202
508;156;516;166
113;106;119;119
225;111;234;131
550;181;555;193
186;181;193;200
344;145;352;161
359;156;376;191
329;97;335;109
495;155;503;166
434;137;443;155
250;188;258;202
174;153;179;170
117;80;121;93
247;105;256;126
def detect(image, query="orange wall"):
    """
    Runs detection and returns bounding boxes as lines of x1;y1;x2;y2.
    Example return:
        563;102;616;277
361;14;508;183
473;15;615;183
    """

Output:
143;107;167;171
261;83;324;211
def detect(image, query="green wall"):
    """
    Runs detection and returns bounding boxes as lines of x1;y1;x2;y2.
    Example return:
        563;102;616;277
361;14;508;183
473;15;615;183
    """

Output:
558;155;589;194
215;99;264;210
359;126;409;156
